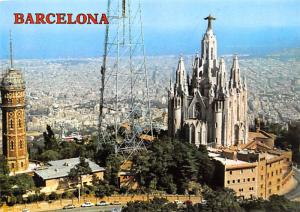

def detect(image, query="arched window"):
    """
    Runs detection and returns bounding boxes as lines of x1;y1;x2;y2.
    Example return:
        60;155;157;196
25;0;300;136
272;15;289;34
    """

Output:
18;119;22;128
19;140;23;149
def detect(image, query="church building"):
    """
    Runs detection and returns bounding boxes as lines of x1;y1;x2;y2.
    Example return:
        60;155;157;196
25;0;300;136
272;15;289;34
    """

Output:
168;15;248;147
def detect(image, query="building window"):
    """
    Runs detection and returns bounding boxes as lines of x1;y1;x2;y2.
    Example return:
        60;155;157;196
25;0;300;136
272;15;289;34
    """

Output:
243;179;245;182
11;163;14;169
18;119;22;128
271;172;274;177
277;186;280;191
10;141;14;150
276;170;278;175
237;179;240;183
269;189;272;194
280;169;282;174
232;180;235;183
267;173;269;178
252;178;255;181
10;119;13;129
19;140;23;149
261;193;263;197
269;182;272;186
277;178;280;183
21;162;24;167
227;180;230;184
247;178;250;182
230;171;232;175
251;169;254;172
240;170;243;174
261;175;263;180
261;184;263;189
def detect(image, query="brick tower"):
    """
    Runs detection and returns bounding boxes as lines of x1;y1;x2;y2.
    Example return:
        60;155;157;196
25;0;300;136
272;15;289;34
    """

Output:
1;35;28;173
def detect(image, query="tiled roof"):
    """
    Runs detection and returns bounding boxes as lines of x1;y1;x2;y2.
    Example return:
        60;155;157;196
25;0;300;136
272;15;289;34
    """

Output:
34;158;105;180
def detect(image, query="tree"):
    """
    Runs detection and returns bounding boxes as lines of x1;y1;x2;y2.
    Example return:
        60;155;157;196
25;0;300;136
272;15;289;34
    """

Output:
10;174;36;196
104;154;122;188
68;157;92;188
122;198;177;212
43;125;58;151
200;187;242;212
0;156;9;175
132;139;216;194
40;150;60;162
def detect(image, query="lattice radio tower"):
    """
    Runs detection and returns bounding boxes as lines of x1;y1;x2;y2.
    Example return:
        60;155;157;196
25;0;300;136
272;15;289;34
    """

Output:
98;0;153;159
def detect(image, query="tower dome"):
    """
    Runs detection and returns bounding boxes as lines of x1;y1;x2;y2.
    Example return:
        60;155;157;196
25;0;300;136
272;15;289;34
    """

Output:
1;68;25;90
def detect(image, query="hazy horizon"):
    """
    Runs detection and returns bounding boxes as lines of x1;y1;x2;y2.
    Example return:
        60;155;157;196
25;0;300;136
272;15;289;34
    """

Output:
1;0;300;59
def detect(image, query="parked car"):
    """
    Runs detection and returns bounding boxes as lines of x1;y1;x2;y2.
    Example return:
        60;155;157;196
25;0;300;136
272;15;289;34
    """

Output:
22;209;30;212
174;200;183;205
111;201;121;205
81;202;94;207
63;204;76;209
96;200;110;206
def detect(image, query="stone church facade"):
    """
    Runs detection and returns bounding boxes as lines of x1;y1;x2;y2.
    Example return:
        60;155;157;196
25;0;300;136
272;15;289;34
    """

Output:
168;15;248;147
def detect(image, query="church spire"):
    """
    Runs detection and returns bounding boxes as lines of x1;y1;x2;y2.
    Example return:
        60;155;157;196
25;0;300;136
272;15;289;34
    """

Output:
230;55;241;88
175;56;188;95
201;15;217;63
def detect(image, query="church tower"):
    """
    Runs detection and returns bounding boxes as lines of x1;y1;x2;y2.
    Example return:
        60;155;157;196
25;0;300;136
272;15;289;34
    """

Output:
168;15;248;147
1;34;29;173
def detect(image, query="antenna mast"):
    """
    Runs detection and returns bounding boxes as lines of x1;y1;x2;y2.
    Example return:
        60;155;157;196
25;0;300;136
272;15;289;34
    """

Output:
9;30;13;69
98;0;153;160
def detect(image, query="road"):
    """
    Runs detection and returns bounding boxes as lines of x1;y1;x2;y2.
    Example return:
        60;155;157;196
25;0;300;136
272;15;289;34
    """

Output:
46;205;122;212
285;167;300;200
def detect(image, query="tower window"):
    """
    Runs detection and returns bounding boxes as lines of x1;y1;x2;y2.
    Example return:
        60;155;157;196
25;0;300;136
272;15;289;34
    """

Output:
19;140;23;149
10;141;14;150
211;47;213;59
21;162;24;167
11;163;14;169
18;119;22;128
10;119;13;129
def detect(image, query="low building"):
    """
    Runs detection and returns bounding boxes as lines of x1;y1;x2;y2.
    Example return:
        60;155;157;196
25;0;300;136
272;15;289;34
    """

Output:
209;131;293;199
33;158;105;193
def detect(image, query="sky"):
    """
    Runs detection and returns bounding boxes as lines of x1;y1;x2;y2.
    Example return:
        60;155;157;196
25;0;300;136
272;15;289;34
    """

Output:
0;0;300;59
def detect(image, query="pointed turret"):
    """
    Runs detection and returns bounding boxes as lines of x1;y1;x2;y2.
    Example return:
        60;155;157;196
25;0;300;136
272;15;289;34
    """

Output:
229;55;241;89
243;76;247;90
175;56;188;95
217;58;227;89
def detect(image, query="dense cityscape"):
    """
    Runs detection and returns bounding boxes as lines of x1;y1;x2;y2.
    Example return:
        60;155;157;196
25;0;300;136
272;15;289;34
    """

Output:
0;0;300;211
0;50;299;139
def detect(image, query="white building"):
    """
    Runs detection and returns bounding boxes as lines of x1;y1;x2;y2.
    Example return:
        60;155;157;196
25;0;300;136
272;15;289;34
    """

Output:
168;15;248;147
